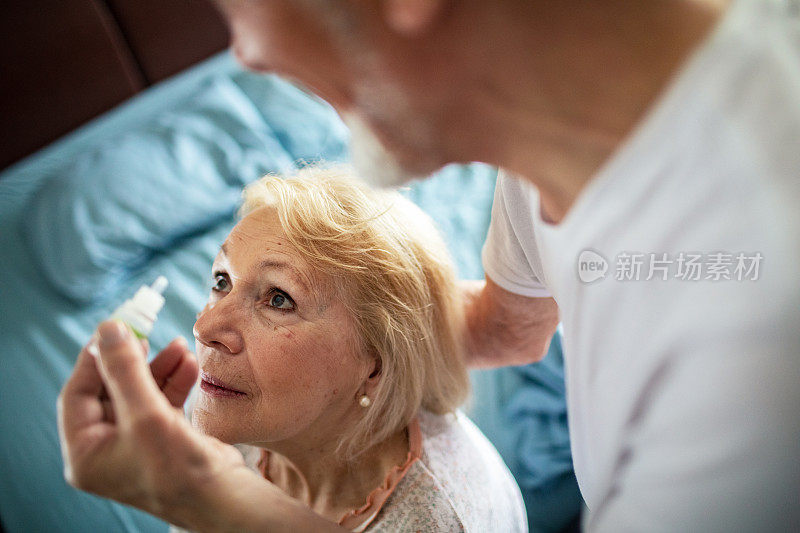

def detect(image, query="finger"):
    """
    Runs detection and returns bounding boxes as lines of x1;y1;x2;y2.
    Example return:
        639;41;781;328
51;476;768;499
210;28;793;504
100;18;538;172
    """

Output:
150;337;199;408
58;345;108;442
149;337;189;386
95;321;171;420
67;339;106;396
101;397;116;424
91;334;147;363
162;350;199;409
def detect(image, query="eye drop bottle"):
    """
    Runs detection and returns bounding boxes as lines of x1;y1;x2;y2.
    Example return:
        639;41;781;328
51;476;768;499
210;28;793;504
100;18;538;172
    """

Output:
109;276;169;339
87;276;168;357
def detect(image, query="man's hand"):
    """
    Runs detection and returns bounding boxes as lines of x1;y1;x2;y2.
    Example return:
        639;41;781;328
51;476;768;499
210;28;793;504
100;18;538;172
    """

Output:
463;277;559;368
58;321;246;527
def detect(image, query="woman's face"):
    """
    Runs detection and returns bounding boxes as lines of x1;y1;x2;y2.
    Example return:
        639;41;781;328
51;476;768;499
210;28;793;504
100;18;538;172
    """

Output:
192;208;373;449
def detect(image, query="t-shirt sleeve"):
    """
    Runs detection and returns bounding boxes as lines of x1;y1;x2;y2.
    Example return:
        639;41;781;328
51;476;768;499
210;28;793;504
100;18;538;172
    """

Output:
482;172;551;297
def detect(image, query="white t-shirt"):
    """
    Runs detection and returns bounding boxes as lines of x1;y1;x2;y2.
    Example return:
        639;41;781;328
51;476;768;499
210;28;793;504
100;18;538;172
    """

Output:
482;0;800;531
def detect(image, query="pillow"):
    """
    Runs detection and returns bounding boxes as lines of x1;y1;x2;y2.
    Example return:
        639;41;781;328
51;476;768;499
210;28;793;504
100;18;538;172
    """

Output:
21;71;349;304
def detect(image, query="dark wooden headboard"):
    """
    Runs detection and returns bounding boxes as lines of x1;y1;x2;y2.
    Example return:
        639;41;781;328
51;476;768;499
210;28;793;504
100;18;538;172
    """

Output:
0;0;230;170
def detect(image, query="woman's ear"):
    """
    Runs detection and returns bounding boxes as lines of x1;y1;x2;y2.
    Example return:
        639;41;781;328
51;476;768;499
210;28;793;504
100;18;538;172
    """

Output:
382;0;448;36
363;355;383;397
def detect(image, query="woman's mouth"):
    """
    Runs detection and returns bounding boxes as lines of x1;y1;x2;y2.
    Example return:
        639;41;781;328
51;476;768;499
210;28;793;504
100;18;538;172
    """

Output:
199;371;246;399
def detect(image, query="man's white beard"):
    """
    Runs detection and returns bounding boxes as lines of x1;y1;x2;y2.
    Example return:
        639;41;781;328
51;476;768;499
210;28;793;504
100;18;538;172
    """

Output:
342;113;422;189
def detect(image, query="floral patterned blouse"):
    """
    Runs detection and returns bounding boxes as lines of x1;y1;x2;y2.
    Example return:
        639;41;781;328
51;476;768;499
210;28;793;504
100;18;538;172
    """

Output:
260;410;528;532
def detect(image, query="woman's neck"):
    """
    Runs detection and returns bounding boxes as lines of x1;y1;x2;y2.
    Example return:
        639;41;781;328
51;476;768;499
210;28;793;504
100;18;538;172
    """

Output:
263;426;410;523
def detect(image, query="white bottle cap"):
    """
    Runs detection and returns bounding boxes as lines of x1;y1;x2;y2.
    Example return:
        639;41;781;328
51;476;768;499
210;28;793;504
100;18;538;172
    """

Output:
151;275;168;295
110;276;169;338
130;276;168;321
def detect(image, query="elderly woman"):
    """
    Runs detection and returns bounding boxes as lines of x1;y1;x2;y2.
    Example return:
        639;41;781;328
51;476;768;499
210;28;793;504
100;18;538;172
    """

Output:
180;166;526;531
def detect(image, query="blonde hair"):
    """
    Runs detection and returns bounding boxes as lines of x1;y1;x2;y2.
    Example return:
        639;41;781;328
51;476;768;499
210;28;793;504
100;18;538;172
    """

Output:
240;165;469;460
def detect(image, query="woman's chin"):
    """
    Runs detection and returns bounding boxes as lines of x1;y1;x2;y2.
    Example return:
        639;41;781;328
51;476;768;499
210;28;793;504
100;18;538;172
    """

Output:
191;409;242;444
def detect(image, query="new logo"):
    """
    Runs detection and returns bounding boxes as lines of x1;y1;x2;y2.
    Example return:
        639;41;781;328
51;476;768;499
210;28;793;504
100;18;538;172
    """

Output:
577;250;608;283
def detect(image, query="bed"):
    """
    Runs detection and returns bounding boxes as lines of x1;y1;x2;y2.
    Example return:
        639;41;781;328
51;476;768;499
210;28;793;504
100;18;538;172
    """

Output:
0;47;580;533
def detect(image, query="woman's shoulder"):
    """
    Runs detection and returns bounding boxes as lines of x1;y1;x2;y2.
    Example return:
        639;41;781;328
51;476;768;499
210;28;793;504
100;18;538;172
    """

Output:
366;461;465;532
416;409;519;489
370;410;527;532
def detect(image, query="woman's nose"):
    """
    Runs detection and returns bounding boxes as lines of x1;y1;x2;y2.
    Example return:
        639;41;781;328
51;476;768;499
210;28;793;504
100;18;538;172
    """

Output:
193;299;244;355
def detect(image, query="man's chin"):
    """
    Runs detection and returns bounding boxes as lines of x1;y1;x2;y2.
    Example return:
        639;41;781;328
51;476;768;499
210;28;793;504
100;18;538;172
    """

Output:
351;154;426;188
344;112;435;188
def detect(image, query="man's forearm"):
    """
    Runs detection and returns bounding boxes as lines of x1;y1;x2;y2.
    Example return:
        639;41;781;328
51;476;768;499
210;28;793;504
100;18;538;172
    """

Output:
178;465;345;533
463;278;559;368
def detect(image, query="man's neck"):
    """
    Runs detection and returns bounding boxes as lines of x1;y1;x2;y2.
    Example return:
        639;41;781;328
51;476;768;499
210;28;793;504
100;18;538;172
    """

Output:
451;0;730;223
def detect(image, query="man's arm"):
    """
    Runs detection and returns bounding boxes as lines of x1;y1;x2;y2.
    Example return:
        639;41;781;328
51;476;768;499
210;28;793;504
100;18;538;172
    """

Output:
463;276;559;368
178;464;345;533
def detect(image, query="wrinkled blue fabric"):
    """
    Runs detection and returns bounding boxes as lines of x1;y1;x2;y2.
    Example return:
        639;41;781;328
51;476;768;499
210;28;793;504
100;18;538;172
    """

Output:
21;70;349;304
508;332;583;531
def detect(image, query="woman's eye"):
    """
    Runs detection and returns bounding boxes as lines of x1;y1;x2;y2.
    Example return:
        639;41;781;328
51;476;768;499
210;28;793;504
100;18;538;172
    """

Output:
212;274;230;293
267;291;294;310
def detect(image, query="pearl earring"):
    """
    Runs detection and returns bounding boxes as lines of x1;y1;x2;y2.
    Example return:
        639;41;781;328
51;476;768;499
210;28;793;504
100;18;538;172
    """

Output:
359;395;371;408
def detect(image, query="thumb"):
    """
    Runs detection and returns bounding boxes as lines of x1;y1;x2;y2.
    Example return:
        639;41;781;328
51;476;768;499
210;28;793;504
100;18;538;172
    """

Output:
95;320;171;420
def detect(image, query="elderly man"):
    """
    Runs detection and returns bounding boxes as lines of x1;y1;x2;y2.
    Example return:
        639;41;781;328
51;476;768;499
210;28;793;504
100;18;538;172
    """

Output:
58;0;800;531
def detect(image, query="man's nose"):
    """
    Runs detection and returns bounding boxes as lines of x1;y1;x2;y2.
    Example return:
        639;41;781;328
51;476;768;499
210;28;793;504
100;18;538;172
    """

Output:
231;36;272;73
193;299;244;355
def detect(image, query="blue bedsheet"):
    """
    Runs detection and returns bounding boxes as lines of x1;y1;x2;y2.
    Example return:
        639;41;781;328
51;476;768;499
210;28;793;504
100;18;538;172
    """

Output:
0;51;578;532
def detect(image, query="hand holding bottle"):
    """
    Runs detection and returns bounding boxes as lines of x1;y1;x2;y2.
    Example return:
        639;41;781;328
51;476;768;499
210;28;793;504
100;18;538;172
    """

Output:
57;320;250;529
58;278;246;527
